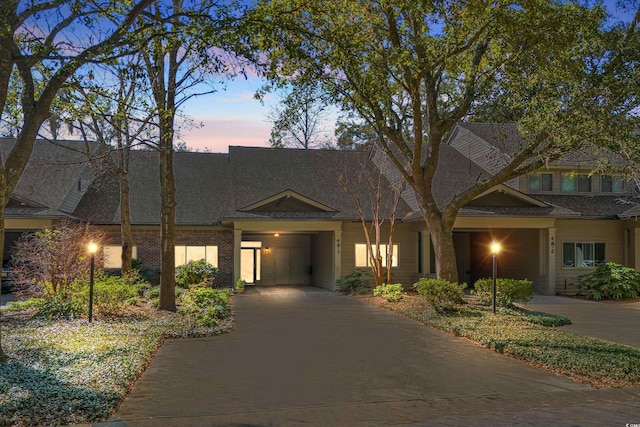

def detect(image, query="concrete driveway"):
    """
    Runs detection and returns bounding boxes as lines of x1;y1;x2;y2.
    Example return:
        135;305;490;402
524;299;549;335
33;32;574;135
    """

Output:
525;295;640;349
108;287;640;426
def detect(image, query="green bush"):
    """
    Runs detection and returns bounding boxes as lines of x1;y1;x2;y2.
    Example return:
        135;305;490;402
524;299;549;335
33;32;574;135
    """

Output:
373;283;404;302
2;298;44;313
36;295;84;320
336;270;370;294
175;260;218;288
578;262;640;300
414;278;465;314
473;278;533;307
90;276;138;317
179;287;231;327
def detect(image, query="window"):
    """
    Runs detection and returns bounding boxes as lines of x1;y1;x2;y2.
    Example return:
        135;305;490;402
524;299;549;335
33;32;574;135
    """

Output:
175;245;218;267
602;175;625;193
577;175;591;192
528;174;552;192
103;245;138;269
562;242;605;268
561;173;576;192
355;243;398;267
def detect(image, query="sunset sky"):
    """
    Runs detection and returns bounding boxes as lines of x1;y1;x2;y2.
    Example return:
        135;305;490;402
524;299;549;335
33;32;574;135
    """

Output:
179;0;636;154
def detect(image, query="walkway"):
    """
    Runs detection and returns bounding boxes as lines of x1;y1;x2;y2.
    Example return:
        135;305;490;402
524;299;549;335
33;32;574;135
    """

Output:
104;287;640;426
525;295;640;348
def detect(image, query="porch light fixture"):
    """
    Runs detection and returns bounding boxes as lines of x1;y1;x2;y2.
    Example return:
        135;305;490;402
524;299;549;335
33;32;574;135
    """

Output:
274;233;280;237
490;241;501;314
264;246;270;254
87;241;99;322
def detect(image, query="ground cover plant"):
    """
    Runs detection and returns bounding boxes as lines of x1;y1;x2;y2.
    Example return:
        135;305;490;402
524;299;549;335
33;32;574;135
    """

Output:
372;283;404;302
362;292;640;388
0;284;233;426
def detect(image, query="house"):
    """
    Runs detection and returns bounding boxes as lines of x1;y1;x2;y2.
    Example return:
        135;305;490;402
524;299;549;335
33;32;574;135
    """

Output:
3;123;639;295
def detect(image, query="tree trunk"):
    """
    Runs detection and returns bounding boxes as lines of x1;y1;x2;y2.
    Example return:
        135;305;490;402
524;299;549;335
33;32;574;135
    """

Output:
118;173;133;275
0;189;7;361
158;135;176;312
429;222;458;284
417;197;459;283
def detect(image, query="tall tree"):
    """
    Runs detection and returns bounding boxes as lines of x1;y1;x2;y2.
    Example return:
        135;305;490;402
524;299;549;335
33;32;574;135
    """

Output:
0;0;155;360
339;156;404;286
136;0;242;311
72;56;154;274
252;0;639;283
268;83;332;149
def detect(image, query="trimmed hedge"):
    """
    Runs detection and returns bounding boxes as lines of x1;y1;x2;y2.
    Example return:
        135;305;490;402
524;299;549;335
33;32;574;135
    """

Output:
473;278;532;307
414;278;465;314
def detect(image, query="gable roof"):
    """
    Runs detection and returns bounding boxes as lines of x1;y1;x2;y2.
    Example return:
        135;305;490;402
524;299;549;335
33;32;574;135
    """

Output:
74;146;413;225
240;189;336;213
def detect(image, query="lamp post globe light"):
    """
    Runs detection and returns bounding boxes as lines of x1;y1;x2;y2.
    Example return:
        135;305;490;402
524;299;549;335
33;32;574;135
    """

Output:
490;241;501;314
87;241;99;323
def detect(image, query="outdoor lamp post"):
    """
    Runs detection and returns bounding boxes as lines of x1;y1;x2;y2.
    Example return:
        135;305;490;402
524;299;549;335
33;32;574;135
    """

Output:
87;241;98;323
490;241;501;314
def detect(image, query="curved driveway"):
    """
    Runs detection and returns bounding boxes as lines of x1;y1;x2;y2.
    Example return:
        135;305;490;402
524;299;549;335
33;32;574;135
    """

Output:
110;287;640;426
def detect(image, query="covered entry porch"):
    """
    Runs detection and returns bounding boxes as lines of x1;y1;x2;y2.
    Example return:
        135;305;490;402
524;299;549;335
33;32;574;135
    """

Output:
230;221;343;291
453;217;557;294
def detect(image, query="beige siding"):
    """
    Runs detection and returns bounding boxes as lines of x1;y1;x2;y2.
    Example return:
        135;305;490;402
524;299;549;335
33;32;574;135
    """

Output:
554;219;624;294
340;222;418;288
311;231;335;290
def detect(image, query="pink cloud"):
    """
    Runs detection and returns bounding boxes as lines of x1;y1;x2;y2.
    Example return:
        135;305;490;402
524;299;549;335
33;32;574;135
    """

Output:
180;118;271;153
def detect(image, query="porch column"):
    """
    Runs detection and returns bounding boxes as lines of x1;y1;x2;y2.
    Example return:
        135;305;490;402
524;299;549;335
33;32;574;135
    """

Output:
421;230;431;276
334;229;342;290
547;227;557;295
233;229;242;284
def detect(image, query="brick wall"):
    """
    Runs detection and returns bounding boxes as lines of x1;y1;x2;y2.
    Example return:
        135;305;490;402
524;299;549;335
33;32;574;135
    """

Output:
102;227;234;287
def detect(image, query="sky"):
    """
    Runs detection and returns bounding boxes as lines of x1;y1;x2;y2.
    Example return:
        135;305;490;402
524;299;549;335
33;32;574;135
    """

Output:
180;75;275;152
179;0;637;154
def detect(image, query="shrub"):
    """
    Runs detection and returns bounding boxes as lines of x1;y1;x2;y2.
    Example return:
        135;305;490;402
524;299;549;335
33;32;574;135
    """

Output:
578;262;640;300
2;298;44;313
179;287;231;327
36;295;84;320
175;260;218;288
414;278;465;314
373;283;404;302
132;258;160;284
473;278;533;307
90;276;138;317
10;222;104;296
336;270;370;294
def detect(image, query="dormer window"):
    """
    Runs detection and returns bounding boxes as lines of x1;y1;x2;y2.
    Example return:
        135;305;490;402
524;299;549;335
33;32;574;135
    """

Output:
528;174;552;192
577;175;591;192
561;173;575;192
602;175;625;193
561;173;591;193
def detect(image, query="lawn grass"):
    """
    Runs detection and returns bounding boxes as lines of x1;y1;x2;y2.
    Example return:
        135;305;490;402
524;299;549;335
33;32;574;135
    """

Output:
365;295;640;389
0;309;232;426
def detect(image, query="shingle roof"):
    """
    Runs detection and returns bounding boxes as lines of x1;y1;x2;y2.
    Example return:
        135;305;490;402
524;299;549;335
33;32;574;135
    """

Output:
75;146;413;225
533;194;637;219
1;138;91;212
457;122;626;168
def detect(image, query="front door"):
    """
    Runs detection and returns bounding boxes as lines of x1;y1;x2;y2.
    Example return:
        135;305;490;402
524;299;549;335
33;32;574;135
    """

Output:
241;248;261;284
